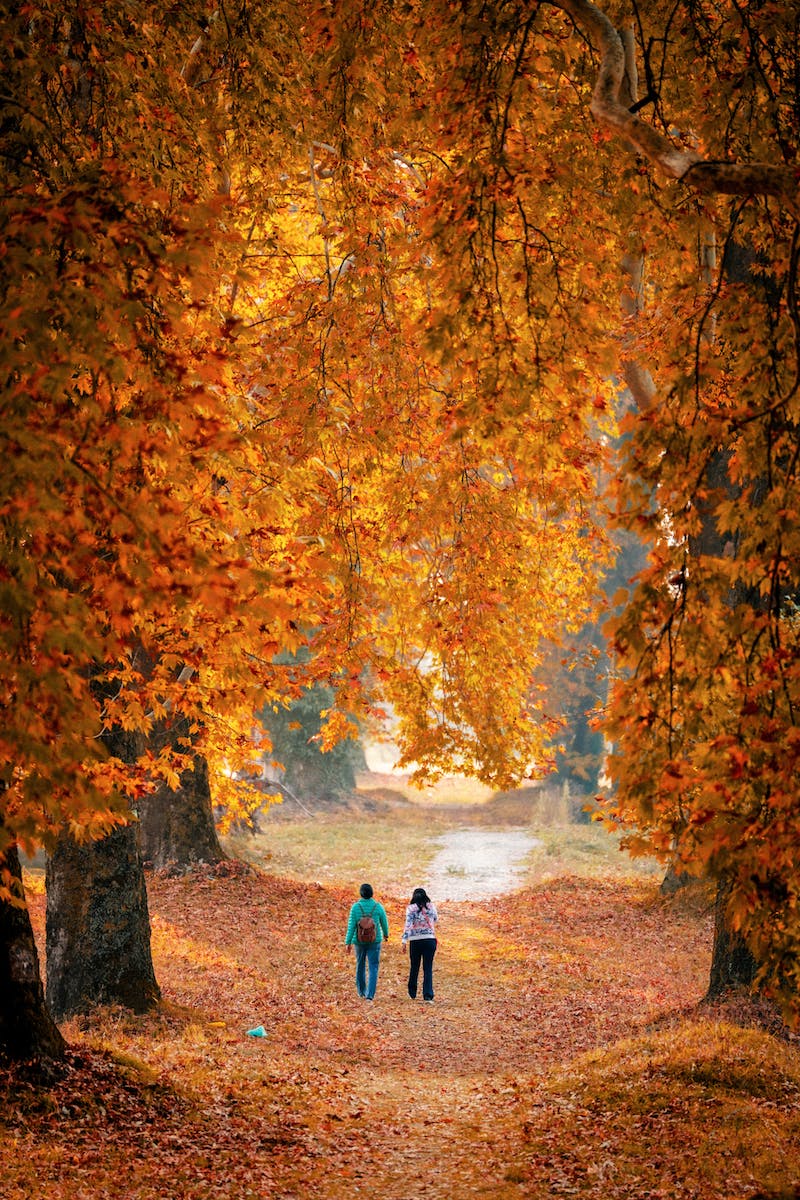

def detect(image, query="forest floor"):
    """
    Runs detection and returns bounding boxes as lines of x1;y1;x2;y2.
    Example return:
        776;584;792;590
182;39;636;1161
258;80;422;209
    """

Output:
5;778;800;1199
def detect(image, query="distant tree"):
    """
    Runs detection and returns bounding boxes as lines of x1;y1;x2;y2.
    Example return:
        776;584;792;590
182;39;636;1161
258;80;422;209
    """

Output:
137;718;226;870
548;528;648;812
260;686;366;805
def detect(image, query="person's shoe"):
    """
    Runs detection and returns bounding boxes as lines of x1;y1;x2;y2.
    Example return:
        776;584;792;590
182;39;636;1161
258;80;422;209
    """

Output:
424;998;434;1004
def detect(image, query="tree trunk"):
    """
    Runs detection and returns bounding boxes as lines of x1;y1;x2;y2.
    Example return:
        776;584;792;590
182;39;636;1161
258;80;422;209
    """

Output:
659;862;691;896
707;876;758;998
45;822;161;1019
694;243;770;999
45;723;160;1019
137;718;225;870
0;841;65;1061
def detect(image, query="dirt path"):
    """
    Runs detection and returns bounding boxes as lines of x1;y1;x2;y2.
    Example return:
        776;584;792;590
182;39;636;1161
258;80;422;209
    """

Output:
284;906;563;1200
426;828;541;901
144;872;710;1200
17;859;800;1200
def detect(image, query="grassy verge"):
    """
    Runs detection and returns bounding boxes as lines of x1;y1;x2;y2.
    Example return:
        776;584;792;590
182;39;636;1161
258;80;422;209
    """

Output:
526;1019;800;1198
224;776;662;898
224;814;436;897
526;823;662;884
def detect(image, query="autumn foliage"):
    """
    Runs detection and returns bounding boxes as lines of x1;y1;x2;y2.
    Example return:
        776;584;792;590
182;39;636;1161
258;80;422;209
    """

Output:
3;0;800;1015
1;0;607;863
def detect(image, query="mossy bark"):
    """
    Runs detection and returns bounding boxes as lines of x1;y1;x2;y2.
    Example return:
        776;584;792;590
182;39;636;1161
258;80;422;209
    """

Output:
45;723;160;1020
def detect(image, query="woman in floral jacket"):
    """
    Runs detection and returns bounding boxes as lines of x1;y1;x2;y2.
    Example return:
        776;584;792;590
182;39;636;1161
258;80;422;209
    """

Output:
401;886;438;1002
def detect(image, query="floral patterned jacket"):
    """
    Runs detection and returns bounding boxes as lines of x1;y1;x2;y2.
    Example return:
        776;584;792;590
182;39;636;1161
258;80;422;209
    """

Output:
401;902;438;943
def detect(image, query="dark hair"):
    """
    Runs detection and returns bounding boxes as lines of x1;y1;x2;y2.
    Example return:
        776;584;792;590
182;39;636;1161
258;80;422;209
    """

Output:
411;887;430;910
359;882;374;899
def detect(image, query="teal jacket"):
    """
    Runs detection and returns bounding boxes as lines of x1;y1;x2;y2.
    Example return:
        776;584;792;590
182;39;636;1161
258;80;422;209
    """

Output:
345;898;389;945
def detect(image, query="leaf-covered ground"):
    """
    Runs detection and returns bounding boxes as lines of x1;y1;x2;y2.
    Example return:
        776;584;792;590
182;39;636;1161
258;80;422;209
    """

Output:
5;810;800;1200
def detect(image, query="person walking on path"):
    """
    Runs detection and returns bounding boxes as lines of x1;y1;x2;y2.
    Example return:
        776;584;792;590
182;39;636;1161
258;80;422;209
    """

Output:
401;886;438;1002
345;882;389;1001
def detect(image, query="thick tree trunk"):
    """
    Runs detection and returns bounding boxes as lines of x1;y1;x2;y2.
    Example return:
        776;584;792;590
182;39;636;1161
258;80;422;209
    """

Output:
691;449;762;1000
45;822;161;1018
707;876;758;999
0;842;65;1061
138;718;225;869
45;723;160;1019
688;243;766;1003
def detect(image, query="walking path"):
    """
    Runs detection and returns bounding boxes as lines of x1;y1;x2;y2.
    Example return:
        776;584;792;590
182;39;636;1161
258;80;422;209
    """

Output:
15;857;793;1200
207;874;712;1200
426;828;541;901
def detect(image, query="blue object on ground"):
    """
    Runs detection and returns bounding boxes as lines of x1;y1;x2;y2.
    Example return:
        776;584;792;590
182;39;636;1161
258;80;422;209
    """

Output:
246;1024;267;1038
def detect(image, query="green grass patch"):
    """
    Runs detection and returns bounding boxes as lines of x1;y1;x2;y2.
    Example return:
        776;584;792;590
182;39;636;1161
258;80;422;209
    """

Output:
527;823;662;882
224;813;437;898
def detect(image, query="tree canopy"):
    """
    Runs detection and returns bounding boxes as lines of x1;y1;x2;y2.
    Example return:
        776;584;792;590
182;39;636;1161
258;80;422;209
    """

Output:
2;2;800;1010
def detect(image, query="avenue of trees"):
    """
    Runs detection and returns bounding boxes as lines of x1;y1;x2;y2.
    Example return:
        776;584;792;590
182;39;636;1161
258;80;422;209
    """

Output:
2;0;799;1055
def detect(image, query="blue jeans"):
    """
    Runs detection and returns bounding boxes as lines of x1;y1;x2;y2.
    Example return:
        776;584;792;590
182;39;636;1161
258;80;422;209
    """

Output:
355;942;381;999
408;937;437;1000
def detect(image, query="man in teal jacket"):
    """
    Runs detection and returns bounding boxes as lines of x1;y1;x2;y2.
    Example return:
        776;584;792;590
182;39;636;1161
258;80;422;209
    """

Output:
345;882;389;1001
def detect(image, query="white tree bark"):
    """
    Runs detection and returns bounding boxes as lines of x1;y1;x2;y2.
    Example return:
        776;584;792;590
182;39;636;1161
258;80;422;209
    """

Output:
555;0;800;215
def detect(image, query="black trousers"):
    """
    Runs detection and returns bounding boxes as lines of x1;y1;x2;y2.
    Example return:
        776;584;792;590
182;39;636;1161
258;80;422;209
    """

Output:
408;937;437;1000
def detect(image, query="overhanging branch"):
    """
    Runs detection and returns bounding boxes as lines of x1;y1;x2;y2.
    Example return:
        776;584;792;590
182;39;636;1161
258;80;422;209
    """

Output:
553;0;800;214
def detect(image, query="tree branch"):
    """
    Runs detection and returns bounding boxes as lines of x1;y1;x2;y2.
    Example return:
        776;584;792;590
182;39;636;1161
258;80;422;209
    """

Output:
553;0;800;214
